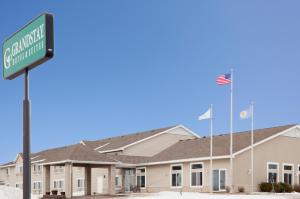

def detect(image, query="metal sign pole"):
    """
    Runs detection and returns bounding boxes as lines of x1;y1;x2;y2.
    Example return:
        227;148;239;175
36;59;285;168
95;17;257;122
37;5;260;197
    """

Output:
2;13;53;199
23;68;31;199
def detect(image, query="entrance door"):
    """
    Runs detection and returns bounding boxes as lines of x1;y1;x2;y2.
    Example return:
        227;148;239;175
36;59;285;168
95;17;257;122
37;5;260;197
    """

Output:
97;176;104;194
124;169;135;192
213;169;226;192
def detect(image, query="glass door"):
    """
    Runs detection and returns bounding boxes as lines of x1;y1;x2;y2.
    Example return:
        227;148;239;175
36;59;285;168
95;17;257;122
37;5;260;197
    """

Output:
213;170;219;191
220;170;226;190
213;169;226;192
124;169;135;192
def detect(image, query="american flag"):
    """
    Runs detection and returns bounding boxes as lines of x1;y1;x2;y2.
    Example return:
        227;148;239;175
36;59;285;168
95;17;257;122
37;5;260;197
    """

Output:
216;73;231;85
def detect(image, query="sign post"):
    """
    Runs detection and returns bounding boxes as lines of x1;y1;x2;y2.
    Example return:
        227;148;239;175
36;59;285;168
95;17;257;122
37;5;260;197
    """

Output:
2;13;54;199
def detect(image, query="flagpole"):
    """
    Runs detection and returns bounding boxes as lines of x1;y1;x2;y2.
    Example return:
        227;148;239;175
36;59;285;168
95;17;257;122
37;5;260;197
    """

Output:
230;68;234;193
210;104;213;193
251;101;254;193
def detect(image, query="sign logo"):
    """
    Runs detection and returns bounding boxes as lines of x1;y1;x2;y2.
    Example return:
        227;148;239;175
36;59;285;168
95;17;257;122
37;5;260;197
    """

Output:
4;48;11;69
2;13;53;80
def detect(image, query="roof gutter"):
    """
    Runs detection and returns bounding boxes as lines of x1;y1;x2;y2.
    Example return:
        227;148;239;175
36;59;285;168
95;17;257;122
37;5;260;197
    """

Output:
40;159;119;166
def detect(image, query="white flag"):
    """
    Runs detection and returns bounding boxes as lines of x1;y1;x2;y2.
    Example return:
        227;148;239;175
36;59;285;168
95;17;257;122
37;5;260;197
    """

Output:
198;108;212;120
240;107;252;119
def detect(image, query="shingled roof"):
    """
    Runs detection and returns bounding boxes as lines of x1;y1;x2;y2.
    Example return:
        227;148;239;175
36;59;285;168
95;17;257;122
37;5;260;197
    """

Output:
32;143;118;164
1;124;296;167
146;124;296;164
83;125;177;152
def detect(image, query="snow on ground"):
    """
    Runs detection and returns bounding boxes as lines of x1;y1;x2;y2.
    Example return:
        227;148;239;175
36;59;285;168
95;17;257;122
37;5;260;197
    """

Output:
128;191;300;199
0;186;39;199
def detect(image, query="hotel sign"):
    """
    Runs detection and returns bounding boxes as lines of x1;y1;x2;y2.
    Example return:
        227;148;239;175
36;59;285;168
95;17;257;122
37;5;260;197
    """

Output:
2;13;54;80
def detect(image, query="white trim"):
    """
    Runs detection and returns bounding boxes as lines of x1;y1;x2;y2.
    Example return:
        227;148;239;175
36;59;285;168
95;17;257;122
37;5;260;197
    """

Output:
135;167;146;189
32;159;46;164
99;125;200;153
137;155;230;166
1;159;45;169
267;162;279;183
282;163;294;185
14;153;23;162
177;124;201;138
0;164;16;168
170;164;183;189
40;159;118;166
94;143;110;151
79;140;86;146
190;162;204;188
234;125;299;157
31;156;40;160
70;160;119;165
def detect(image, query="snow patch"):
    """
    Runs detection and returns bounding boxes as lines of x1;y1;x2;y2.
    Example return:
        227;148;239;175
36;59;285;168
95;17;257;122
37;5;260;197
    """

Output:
0;186;39;199
128;191;300;199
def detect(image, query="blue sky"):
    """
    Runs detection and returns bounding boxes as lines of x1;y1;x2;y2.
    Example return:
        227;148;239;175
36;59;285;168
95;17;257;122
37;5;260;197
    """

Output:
0;0;299;164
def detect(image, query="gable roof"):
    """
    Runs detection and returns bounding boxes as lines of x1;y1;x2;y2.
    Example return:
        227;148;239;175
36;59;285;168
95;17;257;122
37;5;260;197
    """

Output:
142;124;296;165
32;143;118;165
83;125;182;152
1;124;297;167
1;125;197;167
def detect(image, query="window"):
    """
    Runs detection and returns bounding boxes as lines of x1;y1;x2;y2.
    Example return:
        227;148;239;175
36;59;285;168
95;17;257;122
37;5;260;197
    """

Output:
190;163;203;187
77;178;84;191
6;168;10;176
33;181;42;190
53;179;64;192
33;164;42;173
115;175;122;189
171;164;182;188
33;181;42;194
267;163;279;183
54;166;64;173
15;165;23;175
16;183;23;189
136;168;146;188
283;164;293;185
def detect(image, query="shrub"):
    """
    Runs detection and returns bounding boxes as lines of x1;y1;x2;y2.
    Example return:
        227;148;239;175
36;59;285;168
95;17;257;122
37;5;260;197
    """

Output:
238;186;245;193
272;182;293;193
51;190;58;195
259;182;273;192
225;186;231;193
282;183;293;193
294;184;300;193
273;183;284;193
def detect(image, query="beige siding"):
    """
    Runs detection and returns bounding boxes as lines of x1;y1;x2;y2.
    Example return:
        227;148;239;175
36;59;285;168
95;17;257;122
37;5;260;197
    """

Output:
91;168;108;194
0;169;4;182
0;166;16;187
72;167;85;196
234;135;300;192
122;128;195;157
50;166;65;193
144;159;230;193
